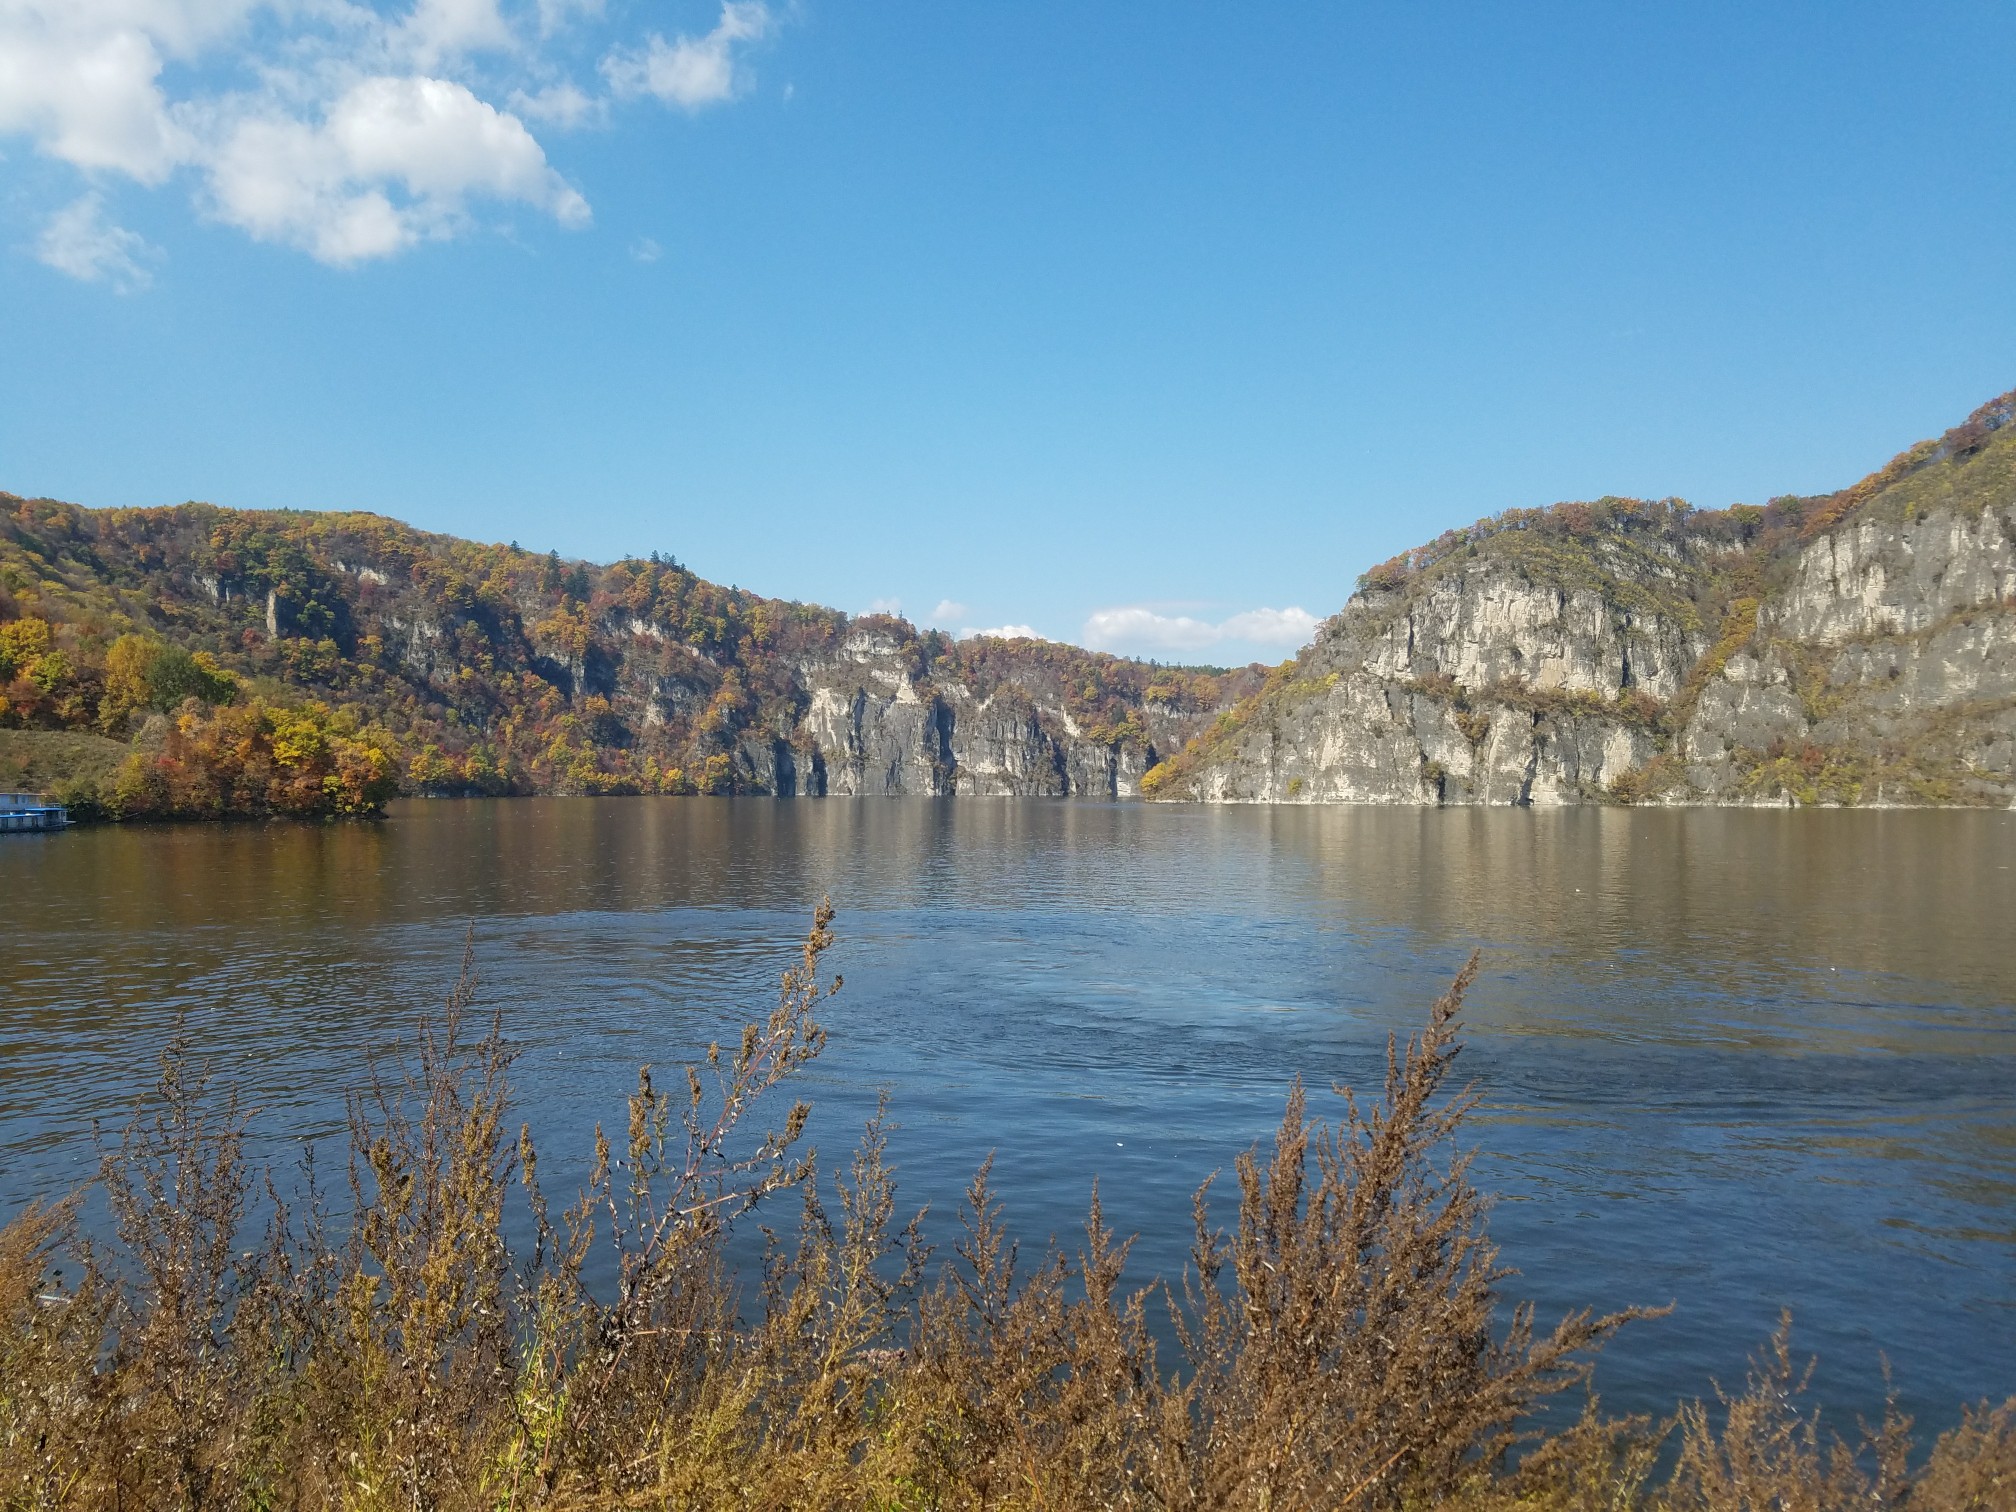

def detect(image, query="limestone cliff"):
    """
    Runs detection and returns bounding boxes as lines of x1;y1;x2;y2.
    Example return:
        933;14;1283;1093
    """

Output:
702;627;1236;798
1148;389;2016;807
783;627;1209;797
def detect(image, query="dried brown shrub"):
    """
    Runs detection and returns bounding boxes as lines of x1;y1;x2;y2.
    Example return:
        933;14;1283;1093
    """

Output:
0;911;2010;1512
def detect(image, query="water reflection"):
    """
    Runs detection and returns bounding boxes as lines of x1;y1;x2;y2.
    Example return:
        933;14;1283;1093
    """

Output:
2;800;2012;1425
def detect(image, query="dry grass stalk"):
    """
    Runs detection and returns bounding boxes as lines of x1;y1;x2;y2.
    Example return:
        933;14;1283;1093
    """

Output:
0;911;2008;1512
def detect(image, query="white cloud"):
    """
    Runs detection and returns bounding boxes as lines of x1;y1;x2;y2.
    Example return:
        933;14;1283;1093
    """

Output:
1083;607;1219;652
536;0;604;39
205;76;589;264
1081;605;1320;656
862;596;902;616
0;17;191;182
603;1;771;111
510;81;603;129
401;0;513;68
959;624;1046;642
928;599;968;625
35;192;157;290
630;235;661;262
1;0;779;273
1218;606;1321;643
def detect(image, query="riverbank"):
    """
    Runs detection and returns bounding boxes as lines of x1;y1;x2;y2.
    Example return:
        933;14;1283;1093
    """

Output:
0;703;398;821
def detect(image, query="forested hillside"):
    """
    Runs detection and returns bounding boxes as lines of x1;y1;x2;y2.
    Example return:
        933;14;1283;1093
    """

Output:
0;498;1258;817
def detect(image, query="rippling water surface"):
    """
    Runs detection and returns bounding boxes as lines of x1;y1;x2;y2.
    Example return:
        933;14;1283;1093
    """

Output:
3;799;2012;1423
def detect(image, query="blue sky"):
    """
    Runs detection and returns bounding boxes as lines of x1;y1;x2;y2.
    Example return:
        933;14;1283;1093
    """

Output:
3;3;2012;664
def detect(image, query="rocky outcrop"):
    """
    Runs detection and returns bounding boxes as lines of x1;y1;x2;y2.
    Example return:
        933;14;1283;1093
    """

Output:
1158;533;1697;806
497;616;1235;799
767;632;1197;798
1153;389;2016;808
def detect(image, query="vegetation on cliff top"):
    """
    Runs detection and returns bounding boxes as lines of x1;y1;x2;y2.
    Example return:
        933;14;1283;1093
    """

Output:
5;910;2010;1509
1348;387;2015;605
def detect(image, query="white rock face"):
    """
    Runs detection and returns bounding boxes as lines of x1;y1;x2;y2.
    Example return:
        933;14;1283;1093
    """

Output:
802;682;955;796
786;665;1176;798
1172;488;2016;808
1773;510;2016;644
1353;575;1696;700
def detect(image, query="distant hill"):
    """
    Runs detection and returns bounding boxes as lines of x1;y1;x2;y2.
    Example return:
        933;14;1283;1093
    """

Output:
0;498;1262;815
1144;387;2016;807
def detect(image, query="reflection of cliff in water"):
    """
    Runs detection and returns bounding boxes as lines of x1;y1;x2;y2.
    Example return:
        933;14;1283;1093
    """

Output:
20;800;2012;1040
1258;804;2016;1046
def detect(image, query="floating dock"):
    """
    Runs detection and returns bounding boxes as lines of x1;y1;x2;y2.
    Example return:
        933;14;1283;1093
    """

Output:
0;791;70;833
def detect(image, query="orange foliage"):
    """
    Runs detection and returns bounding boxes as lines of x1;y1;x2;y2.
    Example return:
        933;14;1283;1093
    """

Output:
110;699;401;819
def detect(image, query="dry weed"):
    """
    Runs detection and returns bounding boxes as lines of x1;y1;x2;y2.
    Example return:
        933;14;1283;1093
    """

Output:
0;910;2008;1512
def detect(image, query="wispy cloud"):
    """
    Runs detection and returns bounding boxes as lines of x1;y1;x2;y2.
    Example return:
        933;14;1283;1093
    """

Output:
630;235;662;263
1081;604;1319;655
536;0;606;40
36;193;156;291
1217;607;1322;644
400;0;515;70
603;2;772;112
861;596;903;616
510;82;604;130
958;624;1046;642
928;599;968;625
1;0;777;276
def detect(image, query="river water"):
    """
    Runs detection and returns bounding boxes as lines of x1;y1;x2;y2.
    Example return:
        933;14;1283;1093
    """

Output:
3;799;2012;1424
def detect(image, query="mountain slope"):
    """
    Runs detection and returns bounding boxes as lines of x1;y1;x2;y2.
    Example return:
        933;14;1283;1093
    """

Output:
0;498;1262;806
1145;389;2016;807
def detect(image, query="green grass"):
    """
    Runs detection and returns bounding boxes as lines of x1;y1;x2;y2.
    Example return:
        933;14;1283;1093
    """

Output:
0;727;131;793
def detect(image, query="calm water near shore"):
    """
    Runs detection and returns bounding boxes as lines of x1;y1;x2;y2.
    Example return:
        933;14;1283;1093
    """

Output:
3;799;2013;1424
